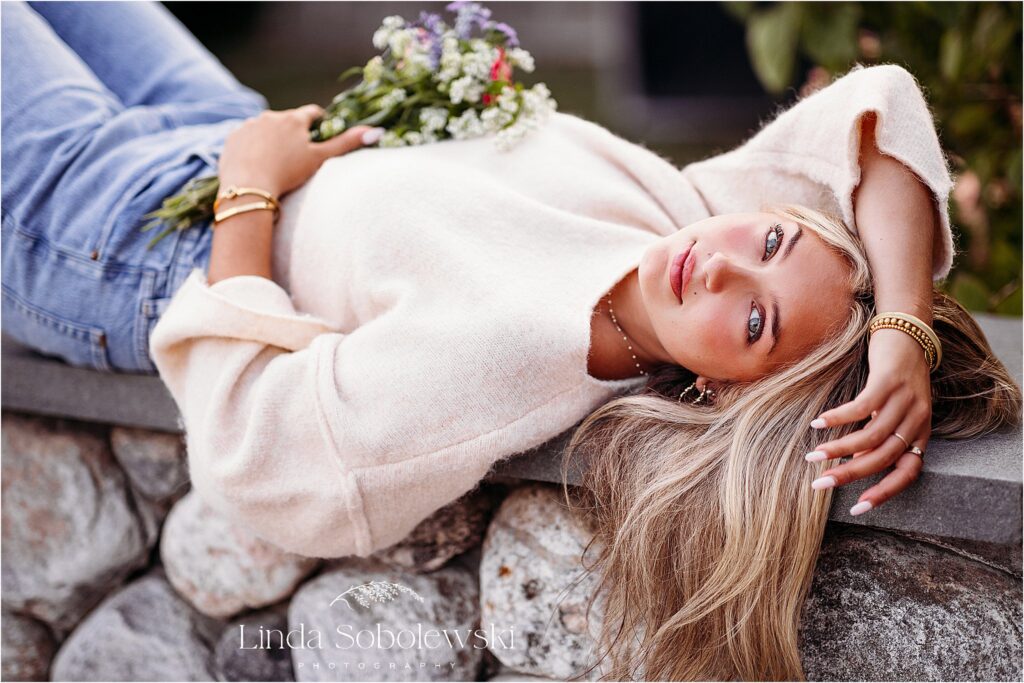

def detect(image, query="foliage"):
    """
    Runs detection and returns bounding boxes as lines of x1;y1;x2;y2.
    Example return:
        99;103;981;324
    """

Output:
726;1;1022;314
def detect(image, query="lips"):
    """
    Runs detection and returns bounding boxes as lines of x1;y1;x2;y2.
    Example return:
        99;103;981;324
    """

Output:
670;243;695;303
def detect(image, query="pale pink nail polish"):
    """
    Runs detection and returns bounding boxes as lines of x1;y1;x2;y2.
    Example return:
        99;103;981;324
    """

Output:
361;127;385;145
805;451;828;462
850;501;873;516
811;475;837;490
810;418;827;429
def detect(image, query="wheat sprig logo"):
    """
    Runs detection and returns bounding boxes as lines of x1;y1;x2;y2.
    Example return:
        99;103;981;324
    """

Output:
330;581;426;610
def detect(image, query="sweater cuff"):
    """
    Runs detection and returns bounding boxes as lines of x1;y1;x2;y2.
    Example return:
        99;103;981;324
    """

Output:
154;268;341;352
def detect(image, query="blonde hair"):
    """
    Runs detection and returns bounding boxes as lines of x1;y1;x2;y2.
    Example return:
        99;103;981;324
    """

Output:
561;204;1022;680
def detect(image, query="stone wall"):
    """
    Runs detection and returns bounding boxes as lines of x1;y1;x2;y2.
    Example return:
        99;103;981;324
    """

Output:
2;412;1021;681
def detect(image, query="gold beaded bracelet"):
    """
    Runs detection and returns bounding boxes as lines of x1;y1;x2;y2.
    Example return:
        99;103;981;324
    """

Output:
213;200;277;226
868;312;942;372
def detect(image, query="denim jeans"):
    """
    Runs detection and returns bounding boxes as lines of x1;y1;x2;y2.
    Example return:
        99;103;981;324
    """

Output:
1;1;268;373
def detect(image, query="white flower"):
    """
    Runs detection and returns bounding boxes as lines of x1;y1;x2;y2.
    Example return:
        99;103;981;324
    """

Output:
506;48;535;73
448;76;484;105
445;109;485;140
363;55;384;84
377;88;407;111
521;82;557;118
372;15;405;50
387;29;414;58
379;131;406;148
460;46;495;81
496;86;519;114
434;34;462;80
403;131;425;146
419;107;449;133
481;106;514;133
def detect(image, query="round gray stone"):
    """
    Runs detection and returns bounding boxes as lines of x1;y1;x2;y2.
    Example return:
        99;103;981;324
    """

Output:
372;484;506;573
1;413;152;636
1;608;57;681
479;484;604;681
215;605;295;681
289;557;484;681
801;524;1023;681
50;570;223;681
109;426;189;502
161;490;320;619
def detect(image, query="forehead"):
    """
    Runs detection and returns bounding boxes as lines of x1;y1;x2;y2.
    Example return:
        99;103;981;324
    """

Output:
772;226;853;364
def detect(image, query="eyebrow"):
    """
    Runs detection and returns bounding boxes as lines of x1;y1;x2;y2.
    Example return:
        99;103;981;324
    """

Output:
767;225;803;356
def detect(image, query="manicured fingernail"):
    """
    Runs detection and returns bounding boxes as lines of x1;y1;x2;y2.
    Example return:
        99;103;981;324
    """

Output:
810;418;828;429
361;127;385;145
805;451;828;462
811;475;837;490
850;501;873;516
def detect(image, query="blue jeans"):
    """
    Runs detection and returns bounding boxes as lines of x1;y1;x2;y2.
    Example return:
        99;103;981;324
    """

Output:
1;1;268;374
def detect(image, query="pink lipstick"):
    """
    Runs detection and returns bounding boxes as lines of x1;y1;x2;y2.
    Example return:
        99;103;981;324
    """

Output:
670;243;695;303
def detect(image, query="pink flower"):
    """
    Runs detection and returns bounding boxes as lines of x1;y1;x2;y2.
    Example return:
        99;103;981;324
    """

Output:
483;47;512;104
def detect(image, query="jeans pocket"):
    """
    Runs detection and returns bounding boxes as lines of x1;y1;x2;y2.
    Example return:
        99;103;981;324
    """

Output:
1;286;113;372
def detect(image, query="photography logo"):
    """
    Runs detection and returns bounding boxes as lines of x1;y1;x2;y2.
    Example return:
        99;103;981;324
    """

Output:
330;581;425;610
239;577;515;676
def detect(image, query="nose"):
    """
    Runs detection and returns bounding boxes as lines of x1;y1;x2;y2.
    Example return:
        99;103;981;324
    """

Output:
703;252;754;293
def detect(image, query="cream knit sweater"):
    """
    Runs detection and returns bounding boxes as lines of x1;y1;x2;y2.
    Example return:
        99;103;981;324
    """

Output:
151;64;956;558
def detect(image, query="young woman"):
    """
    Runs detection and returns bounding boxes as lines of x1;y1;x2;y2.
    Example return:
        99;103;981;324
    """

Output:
3;4;1019;678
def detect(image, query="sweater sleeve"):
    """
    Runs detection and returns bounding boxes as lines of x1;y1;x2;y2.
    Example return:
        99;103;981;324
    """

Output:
149;268;373;559
680;63;956;280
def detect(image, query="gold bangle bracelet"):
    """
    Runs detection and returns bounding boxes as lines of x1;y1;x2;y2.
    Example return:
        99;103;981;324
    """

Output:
869;312;942;371
213;200;277;226
214;186;281;214
870;312;942;367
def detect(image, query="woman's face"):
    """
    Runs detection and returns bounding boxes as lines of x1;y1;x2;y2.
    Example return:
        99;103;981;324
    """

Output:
636;211;854;382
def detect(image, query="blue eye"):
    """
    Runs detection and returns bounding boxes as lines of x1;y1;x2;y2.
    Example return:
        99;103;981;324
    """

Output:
763;223;783;260
747;302;764;342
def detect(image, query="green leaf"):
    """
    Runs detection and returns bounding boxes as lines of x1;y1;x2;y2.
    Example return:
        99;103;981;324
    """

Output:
799;3;861;70
723;1;756;22
950;272;992;311
939;28;963;82
746;3;802;93
993;284;1023;316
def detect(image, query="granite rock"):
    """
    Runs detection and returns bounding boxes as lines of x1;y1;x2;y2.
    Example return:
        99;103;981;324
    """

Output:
479;484;604;681
161;490;320;619
109;426;189;502
800;524;1023;681
215;604;295;682
1;609;57;681
49;570;222;681
487;666;563;681
373;484;507;573
1;413;152;635
289;557;484;681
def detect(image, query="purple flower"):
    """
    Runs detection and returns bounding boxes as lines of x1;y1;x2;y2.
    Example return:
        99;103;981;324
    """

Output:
488;21;519;47
447;1;492;39
413;11;446;68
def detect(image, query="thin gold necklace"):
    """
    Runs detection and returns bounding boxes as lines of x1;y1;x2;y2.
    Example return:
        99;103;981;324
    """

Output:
605;292;647;377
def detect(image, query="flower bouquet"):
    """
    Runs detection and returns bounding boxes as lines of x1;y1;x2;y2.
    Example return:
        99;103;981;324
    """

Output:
139;1;558;248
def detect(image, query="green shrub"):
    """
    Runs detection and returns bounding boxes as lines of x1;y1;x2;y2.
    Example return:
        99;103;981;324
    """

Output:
727;1;1022;314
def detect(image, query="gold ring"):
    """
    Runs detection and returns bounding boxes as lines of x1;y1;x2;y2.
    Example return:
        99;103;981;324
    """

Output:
892;432;910;450
908;445;924;459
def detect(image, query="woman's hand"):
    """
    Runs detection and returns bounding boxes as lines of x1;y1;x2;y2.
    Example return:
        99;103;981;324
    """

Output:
218;104;381;198
806;329;932;514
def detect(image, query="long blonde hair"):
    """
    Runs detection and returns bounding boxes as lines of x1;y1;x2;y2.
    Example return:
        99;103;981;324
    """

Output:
561;204;1022;680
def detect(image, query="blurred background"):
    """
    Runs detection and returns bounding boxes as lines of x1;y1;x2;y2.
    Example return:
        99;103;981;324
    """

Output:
165;1;1022;315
